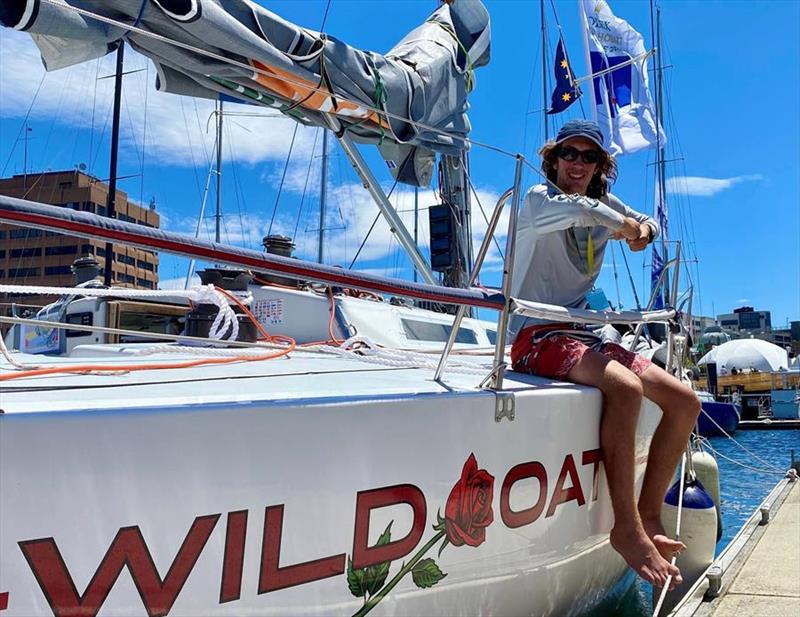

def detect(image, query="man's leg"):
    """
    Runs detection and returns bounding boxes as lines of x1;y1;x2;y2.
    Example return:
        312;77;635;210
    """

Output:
567;351;681;589
637;365;701;554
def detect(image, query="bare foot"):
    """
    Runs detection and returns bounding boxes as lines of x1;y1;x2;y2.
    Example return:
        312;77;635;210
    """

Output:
610;525;683;590
642;517;686;561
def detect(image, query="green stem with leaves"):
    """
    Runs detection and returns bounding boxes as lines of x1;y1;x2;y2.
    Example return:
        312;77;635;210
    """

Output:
352;530;446;617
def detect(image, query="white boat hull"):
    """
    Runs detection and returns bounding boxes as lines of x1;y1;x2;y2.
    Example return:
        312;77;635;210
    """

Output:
0;359;660;616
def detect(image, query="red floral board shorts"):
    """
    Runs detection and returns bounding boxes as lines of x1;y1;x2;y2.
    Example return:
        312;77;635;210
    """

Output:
511;324;652;380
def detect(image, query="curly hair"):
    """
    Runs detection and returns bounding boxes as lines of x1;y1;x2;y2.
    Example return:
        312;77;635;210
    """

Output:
539;141;618;199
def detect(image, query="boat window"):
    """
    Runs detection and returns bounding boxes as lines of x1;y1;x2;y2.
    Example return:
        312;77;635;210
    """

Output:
118;310;184;343
486;329;497;345
401;319;478;344
65;312;93;338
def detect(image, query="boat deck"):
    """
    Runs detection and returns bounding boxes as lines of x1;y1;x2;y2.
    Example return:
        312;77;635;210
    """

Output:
670;476;799;617
0;343;569;414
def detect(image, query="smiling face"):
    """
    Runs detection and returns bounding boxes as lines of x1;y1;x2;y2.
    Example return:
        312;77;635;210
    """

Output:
553;136;600;196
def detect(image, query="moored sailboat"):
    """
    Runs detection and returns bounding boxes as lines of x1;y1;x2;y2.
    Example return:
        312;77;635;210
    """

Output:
0;1;694;616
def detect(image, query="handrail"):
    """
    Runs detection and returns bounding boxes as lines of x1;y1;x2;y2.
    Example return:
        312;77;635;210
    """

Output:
0;195;503;310
629;245;682;350
488;156;526;390
434;185;515;381
1;193;693;389
511;300;675;325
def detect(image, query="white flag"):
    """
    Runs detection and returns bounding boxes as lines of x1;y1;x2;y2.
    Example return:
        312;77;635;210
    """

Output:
579;0;666;155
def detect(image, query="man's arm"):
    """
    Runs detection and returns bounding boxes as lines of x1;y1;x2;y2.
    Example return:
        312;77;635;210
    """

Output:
526;186;629;234
605;193;660;251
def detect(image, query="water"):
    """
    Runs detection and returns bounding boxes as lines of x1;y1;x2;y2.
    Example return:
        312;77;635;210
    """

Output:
616;428;800;616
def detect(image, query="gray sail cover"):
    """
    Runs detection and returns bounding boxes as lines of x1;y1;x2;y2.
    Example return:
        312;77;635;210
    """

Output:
0;0;491;187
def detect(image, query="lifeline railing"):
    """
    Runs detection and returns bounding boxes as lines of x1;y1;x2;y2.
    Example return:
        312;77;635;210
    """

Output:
433;155;683;390
0;170;684;391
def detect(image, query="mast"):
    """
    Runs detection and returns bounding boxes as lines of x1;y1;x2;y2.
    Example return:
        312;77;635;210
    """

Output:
103;42;125;286
650;1;669;303
541;0;549;141
318;128;329;264
215;100;223;244
438;154;471;295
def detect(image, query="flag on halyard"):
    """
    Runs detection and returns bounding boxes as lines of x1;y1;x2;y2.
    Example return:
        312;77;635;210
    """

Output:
650;245;665;310
579;0;666;155
547;38;581;114
650;180;668;309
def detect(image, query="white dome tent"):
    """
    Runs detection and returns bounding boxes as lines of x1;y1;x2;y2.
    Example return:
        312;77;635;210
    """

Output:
697;339;789;374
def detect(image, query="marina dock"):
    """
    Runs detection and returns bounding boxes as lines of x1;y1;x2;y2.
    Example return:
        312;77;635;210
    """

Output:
669;473;799;616
739;419;800;430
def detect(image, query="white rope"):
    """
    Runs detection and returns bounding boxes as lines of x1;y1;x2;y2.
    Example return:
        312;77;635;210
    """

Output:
700;440;786;477
653;451;687;617
697;407;787;474
128;344;290;357
0;283;196;300
328;336;492;375
118;336;492;378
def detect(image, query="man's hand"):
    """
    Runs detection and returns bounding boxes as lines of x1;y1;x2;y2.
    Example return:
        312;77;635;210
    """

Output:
612;218;651;251
627;223;651;251
612;217;642;241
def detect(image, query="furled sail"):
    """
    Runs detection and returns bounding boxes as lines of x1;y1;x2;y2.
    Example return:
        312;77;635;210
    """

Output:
0;0;491;187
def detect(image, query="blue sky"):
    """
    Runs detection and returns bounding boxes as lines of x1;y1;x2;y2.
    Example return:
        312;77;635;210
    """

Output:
1;0;798;327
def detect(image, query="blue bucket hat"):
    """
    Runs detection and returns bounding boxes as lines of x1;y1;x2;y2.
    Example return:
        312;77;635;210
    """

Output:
555;119;606;151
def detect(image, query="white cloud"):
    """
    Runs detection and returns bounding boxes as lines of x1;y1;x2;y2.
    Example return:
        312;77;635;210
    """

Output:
0;29;316;167
665;174;762;197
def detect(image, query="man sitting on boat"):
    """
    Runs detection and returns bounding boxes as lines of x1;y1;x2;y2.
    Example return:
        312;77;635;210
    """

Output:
510;119;700;590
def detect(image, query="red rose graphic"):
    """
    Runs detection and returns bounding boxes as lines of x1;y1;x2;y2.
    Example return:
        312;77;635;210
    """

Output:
444;453;495;547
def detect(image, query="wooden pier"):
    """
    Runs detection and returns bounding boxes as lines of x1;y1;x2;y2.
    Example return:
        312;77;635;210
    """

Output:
669;473;799;616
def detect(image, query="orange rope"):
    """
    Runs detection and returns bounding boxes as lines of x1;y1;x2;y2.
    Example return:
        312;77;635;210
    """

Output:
0;344;296;382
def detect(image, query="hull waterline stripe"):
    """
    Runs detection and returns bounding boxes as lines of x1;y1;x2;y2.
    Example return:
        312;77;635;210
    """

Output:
0;196;504;309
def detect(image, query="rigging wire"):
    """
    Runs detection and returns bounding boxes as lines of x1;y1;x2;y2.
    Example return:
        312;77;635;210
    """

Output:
267;123;300;237
224;121;251;248
140;58;150;206
620;246;643;310
180;98;206;204
465;173;505;261
348;176;400;270
1;73;46;177
609;242;623;309
293;128;321;239
87;58;101;173
521;4;544;162
268;0;332;241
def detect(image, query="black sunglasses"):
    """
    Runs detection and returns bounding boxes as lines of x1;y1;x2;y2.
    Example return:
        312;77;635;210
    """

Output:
557;145;601;165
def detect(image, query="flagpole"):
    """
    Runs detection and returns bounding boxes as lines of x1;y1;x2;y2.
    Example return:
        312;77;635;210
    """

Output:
541;0;549;141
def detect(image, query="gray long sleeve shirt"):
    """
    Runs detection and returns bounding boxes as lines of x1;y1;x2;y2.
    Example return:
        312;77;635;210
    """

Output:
510;183;659;335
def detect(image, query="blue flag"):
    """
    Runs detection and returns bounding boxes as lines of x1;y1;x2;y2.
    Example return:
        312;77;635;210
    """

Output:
547;38;581;114
650;180;668;308
650;245;665;310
